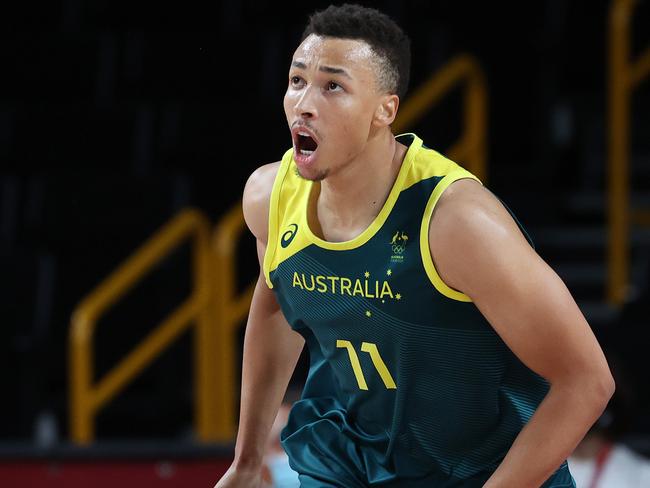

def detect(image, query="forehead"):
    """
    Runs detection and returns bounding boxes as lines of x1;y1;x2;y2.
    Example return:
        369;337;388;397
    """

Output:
292;34;377;75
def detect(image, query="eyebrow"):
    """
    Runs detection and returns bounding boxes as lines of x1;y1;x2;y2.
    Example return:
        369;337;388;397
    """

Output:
291;61;352;79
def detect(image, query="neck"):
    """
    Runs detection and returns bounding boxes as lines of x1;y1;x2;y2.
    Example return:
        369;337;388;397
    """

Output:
312;128;408;240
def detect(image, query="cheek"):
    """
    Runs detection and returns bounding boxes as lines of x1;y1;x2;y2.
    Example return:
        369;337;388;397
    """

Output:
333;115;371;160
329;96;359;122
283;92;294;118
337;102;373;138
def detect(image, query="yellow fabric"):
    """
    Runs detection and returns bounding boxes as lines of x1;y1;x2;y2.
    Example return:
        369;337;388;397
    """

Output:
263;134;484;302
401;145;462;191
300;134;422;251
263;148;313;288
419;169;483;302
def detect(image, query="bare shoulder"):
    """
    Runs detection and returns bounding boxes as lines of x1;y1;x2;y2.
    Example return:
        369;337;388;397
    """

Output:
429;179;614;396
242;161;282;243
429;178;538;295
432;178;529;241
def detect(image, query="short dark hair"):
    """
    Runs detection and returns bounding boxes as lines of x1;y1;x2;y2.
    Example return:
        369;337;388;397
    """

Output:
301;4;411;99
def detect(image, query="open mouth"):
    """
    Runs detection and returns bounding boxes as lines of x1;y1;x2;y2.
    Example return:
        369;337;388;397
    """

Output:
295;131;319;157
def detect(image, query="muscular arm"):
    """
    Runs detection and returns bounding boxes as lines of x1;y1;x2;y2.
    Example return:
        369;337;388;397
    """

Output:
429;179;615;488
231;163;306;471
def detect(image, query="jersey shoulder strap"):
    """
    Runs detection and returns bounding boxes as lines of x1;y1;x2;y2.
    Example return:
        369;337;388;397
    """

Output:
262;148;312;288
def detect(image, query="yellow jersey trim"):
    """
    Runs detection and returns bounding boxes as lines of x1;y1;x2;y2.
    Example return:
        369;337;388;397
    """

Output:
419;169;483;302
263;149;316;287
263;149;292;289
401;145;461;191
301;133;423;251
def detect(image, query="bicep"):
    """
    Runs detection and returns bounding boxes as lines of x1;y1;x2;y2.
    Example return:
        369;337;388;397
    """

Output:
432;185;609;383
468;244;604;382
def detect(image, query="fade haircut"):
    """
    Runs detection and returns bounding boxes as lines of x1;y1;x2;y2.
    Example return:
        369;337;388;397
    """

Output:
301;4;411;99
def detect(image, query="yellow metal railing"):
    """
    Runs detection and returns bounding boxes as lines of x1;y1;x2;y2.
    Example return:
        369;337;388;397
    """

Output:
212;203;256;440
608;0;650;305
393;54;488;183
68;54;488;445
69;209;213;444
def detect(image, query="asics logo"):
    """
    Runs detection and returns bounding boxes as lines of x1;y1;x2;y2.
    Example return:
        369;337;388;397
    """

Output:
281;223;299;248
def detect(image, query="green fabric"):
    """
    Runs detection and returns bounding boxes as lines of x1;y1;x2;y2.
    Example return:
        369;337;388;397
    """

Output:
270;135;575;486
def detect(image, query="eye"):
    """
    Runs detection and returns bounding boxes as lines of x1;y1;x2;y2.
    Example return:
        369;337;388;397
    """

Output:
326;81;342;92
290;76;304;87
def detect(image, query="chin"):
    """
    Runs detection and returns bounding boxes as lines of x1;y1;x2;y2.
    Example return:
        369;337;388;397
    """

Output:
295;166;329;182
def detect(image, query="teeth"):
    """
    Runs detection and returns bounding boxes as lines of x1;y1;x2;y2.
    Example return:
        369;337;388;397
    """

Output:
299;149;314;155
298;131;310;137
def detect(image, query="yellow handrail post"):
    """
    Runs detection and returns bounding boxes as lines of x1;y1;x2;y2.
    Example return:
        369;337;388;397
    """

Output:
393;54;488;184
194;209;217;441
465;59;488;183
608;0;631;306
70;309;95;444
69;209;212;445
607;0;650;305
212;204;256;441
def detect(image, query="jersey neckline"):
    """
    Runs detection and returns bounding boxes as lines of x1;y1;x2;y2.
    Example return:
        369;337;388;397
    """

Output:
299;133;422;251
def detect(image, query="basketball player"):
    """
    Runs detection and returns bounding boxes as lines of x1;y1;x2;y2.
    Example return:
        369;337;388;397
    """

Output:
215;4;614;487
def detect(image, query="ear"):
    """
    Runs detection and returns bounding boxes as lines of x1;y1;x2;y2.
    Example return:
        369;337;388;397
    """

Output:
372;94;399;128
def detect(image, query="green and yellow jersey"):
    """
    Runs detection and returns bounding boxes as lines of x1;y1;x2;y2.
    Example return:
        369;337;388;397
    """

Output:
263;133;575;487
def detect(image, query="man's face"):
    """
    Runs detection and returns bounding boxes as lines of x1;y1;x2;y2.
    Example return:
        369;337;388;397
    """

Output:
284;34;386;181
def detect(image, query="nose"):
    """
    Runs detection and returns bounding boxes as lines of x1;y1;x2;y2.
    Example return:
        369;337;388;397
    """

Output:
293;85;317;119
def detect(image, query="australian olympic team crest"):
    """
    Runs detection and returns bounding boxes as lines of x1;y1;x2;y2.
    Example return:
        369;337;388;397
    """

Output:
390;230;408;263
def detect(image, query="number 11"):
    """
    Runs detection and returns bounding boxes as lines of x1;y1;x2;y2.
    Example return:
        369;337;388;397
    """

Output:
336;340;397;390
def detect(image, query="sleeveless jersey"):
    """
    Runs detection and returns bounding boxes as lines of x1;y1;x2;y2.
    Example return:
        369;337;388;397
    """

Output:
263;133;575;487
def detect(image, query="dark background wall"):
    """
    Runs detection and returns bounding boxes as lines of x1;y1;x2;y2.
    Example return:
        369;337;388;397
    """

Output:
1;0;649;453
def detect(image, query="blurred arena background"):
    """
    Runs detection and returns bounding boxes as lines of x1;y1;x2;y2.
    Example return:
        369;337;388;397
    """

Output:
1;0;649;486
